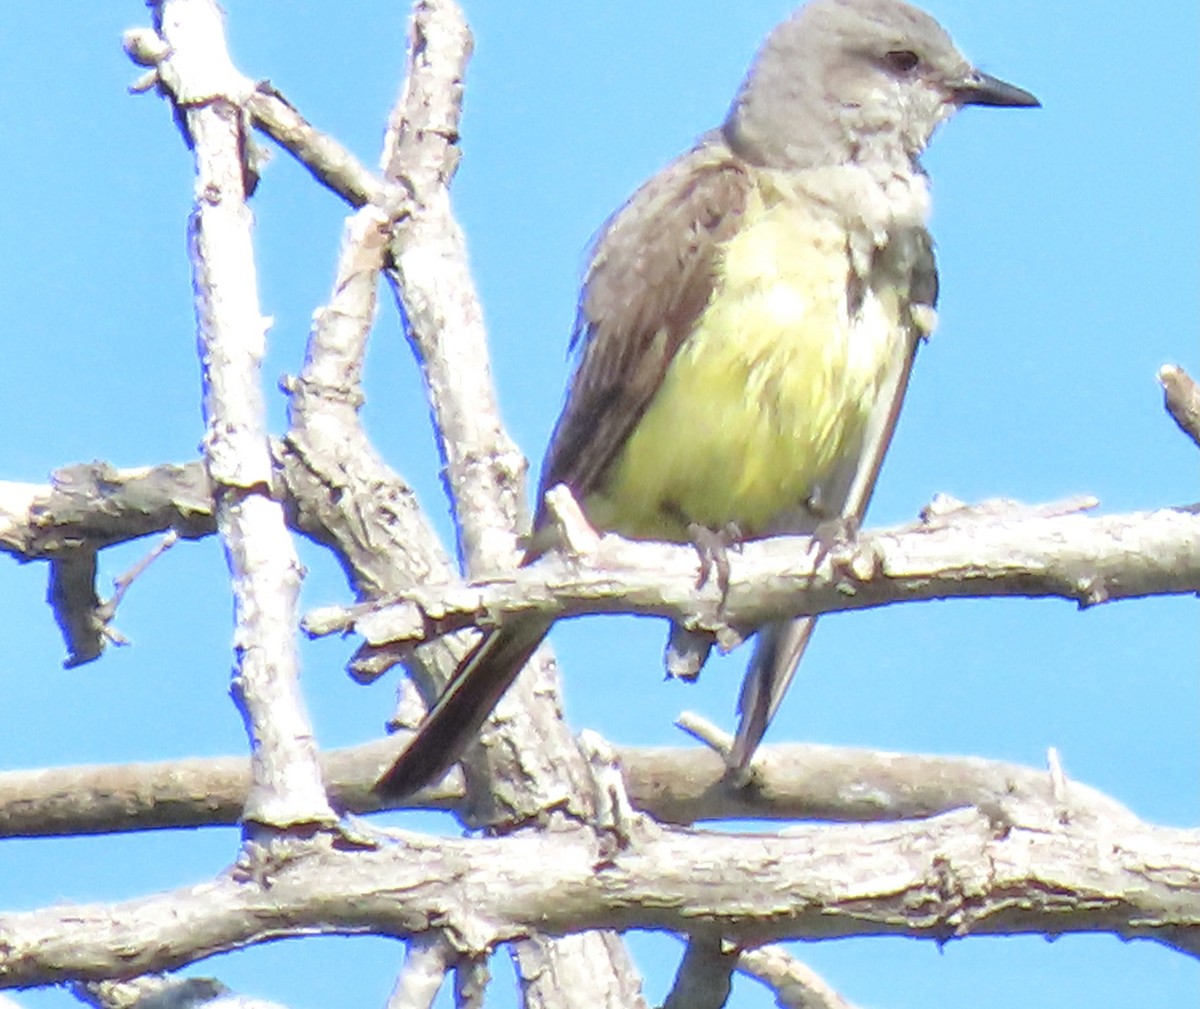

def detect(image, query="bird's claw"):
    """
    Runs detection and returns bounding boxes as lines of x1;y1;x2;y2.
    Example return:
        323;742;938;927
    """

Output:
687;521;741;597
809;514;860;569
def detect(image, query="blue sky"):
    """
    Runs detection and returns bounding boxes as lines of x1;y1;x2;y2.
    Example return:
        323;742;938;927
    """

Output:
1;2;1197;1008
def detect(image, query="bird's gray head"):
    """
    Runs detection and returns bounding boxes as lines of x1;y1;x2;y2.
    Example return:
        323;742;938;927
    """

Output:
723;0;1038;170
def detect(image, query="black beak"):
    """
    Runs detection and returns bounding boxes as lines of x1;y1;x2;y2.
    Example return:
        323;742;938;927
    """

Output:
955;70;1040;109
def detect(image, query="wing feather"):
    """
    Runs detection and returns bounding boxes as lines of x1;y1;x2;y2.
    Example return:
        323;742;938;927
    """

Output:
534;138;752;528
728;226;939;775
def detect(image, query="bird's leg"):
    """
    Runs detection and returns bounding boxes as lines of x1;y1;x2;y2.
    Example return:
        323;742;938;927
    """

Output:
686;520;742;597
802;491;860;570
811;514;861;568
659;521;740;683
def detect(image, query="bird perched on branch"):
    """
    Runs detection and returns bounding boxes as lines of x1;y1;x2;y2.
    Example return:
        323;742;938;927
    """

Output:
377;0;1038;797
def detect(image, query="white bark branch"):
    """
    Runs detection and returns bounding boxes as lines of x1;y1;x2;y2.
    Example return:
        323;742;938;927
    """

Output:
73;975;287;1009
1160;364;1200;449
0;738;1146;841
0;462;214;665
307;501;1200;648
281;204;456;597
245;84;396;210
0;463;215;558
1;799;1195;989
513;934;650;1009
452;956;489;1009
737;945;861;1009
149;0;333;830
5;468;1194;675
380;0;526;576
386;935;455;1009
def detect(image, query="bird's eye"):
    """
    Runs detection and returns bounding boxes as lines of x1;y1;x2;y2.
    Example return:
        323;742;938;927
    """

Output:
883;50;920;74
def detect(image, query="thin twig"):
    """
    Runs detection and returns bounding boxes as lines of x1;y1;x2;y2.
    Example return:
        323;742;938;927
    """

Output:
96;530;178;625
739;945;861;1009
1160;364;1200;449
246;84;397;209
385;935;455;1009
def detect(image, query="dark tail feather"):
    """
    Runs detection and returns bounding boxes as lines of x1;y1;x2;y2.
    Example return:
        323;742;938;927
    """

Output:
727;616;818;778
374;618;553;798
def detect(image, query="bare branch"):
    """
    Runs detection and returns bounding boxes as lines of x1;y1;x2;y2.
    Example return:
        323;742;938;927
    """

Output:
148;0;334;830
312;503;1200;647
47;550;104;667
511;933;651;1009
0;462;214;559
102;531;178;622
0;739;1140;837
126;24;406;221
13;466;1188;677
621;741;1141;827
47;531;175;668
245;85;396;210
1160;364;1200;449
738;945;861;1009
273;198;473;744
2;802;1196;987
452;957;489;1009
74;975;254;1009
381;0;526;575
386;935;455;1009
281;204;455;598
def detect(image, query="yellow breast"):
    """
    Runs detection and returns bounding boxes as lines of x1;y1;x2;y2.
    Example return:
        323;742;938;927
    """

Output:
587;188;905;541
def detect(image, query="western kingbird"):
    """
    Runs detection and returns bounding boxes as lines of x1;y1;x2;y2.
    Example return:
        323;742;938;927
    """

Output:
377;0;1037;797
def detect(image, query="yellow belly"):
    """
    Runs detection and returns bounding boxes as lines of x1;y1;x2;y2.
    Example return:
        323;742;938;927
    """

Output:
586;195;902;541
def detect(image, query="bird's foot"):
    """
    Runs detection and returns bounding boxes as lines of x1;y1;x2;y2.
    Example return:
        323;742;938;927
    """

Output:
809;514;860;570
687;521;742;597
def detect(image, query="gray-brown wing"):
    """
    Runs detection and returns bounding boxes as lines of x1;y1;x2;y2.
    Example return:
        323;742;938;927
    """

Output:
728;226;939;776
839;226;937;522
533;140;751;528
